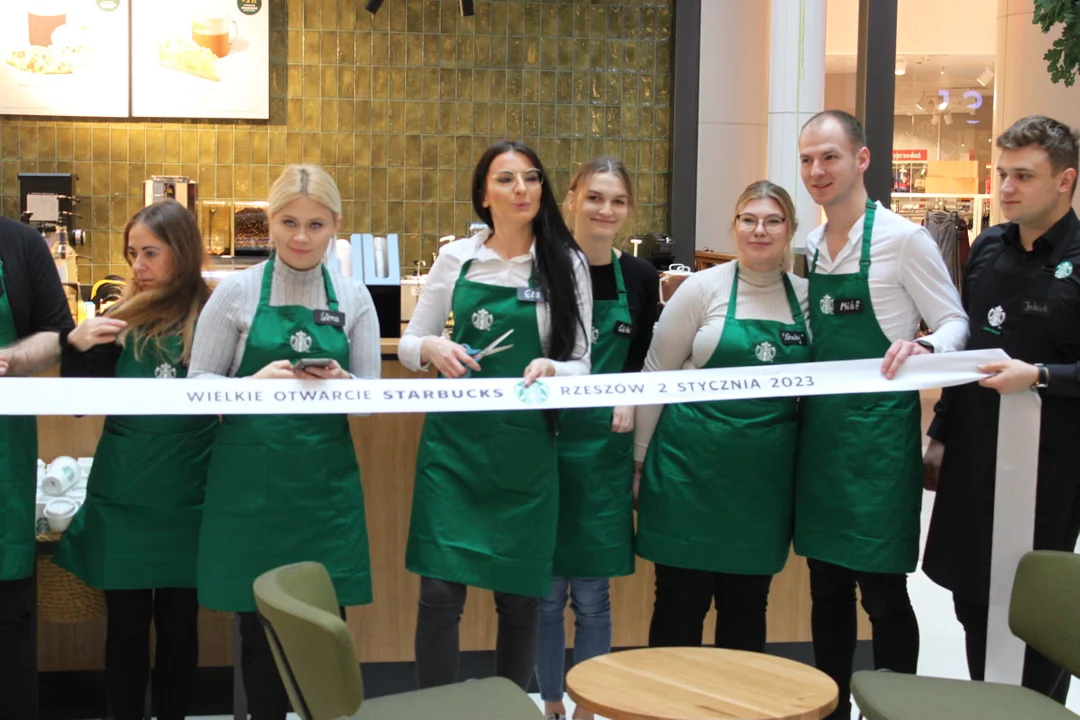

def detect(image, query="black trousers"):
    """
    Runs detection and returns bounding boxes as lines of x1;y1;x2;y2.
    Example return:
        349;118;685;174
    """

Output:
104;588;199;720
0;573;37;720
808;559;919;720
953;594;1071;703
415;576;538;691
648;563;773;652
239;605;347;720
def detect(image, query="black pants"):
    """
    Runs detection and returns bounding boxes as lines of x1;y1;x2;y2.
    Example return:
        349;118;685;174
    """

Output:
953;594;1071;703
415;576;538;690
808;559;919;720
0;573;37;720
239;605;346;720
648;563;773;652
105;588;199;720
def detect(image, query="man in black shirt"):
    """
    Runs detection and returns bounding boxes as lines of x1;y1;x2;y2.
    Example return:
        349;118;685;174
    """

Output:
0;216;74;719
923;114;1080;703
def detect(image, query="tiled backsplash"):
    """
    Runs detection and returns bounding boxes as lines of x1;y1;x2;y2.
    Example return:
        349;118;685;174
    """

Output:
0;0;673;283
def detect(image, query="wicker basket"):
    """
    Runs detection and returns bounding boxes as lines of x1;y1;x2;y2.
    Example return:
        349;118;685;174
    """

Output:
35;532;107;623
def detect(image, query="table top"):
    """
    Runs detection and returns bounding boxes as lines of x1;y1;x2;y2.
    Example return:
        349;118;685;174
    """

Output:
565;647;838;720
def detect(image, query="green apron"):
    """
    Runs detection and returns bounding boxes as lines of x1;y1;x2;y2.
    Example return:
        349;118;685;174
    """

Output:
406;259;556;597
54;336;218;589
794;201;923;573
197;260;372;612
0;258;39;581
553;251;634;579
636;265;809;574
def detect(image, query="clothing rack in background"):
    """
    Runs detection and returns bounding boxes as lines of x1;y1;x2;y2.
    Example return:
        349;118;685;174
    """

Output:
891;193;992;294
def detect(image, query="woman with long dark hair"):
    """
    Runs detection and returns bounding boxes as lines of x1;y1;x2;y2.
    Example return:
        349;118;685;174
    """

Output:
54;200;216;720
398;140;592;691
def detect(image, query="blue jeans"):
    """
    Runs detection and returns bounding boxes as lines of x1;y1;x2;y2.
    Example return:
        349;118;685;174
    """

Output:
536;577;612;703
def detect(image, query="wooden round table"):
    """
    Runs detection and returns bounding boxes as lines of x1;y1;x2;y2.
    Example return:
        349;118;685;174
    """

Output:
565;647;838;720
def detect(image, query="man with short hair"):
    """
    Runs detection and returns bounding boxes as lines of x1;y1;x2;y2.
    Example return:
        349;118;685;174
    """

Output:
923;114;1080;704
797;109;968;719
0;215;74;719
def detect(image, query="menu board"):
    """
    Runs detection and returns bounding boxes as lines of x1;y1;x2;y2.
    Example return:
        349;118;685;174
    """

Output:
131;0;269;120
0;0;130;117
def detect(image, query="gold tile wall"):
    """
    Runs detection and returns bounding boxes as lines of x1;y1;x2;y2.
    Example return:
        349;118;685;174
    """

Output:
0;0;673;283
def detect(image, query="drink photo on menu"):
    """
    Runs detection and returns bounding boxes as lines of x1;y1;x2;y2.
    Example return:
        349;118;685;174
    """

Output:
130;0;269;119
0;0;129;117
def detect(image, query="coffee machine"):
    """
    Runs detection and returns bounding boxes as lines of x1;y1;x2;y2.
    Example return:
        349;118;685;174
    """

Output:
144;176;198;215
19;173;85;315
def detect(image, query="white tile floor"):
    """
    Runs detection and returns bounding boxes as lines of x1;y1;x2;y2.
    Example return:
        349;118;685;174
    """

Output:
189;491;1079;720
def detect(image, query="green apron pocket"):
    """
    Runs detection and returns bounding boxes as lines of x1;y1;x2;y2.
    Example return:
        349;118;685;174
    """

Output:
843;410;907;480
206;443;269;516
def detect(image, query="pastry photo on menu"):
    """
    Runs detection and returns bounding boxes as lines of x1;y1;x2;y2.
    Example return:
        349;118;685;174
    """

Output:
155;1;247;83
5;0;98;77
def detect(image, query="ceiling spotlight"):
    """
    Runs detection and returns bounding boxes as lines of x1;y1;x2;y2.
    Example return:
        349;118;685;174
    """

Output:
938;98;949;111
459;0;474;15
895;57;907;75
940;65;946;75
977;65;995;86
364;0;384;13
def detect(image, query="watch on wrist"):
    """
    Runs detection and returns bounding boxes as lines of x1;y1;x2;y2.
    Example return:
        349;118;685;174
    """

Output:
914;339;935;353
1033;363;1050;389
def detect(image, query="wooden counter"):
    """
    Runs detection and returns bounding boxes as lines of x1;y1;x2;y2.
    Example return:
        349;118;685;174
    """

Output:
36;356;870;671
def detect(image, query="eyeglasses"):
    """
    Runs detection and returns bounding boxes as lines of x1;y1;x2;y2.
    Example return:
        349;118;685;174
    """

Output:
736;214;787;234
492;169;544;187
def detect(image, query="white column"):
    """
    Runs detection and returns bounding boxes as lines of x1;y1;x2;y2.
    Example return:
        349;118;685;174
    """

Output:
767;0;826;251
696;1;771;253
994;0;1080;222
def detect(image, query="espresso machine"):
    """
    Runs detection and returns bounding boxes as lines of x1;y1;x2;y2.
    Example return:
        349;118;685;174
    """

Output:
19;173;85;316
144;175;198;215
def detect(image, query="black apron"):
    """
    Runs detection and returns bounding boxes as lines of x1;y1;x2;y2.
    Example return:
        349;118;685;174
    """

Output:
923;234;1080;602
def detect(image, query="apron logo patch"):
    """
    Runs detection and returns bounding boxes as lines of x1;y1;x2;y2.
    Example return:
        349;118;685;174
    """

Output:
154;363;177;379
591;325;600;343
835;298;863;314
1055;261;1074;279
754;341;777;362
819;294;835;315
780;330;807;346
987;305;1006;328
514;379;550;405
471;308;494;331
614;321;633;336
1021;299;1051;317
290;330;313;353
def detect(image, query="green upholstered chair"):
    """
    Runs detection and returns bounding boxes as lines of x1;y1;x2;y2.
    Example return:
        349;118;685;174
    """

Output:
252;562;544;720
851;550;1080;720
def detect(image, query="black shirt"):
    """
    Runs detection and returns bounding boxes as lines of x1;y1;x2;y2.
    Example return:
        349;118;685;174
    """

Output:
930;209;1080;440
589;252;659;372
0;217;73;339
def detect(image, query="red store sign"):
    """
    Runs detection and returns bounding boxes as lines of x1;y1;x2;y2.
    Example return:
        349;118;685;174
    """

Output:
893;149;928;162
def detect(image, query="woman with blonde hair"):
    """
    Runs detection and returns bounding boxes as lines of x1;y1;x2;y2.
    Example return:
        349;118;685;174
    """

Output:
189;164;380;719
55;199;216;720
634;180;809;653
536;156;658;720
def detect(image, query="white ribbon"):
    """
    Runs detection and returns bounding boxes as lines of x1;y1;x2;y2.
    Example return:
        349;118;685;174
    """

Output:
0;347;1037;686
1;349;1007;416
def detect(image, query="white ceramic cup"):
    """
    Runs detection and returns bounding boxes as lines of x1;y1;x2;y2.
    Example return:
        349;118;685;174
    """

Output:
44;497;78;533
43;456;80;496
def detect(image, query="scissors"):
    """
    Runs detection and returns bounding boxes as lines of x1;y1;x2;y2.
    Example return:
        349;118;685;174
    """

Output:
460;329;514;377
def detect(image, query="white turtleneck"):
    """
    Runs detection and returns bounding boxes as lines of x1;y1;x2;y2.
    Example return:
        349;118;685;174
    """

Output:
188;254;381;380
633;261;810;462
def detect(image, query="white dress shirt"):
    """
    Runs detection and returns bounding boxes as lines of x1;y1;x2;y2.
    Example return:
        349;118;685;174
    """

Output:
398;228;593;376
633;261;810;462
805;202;968;352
